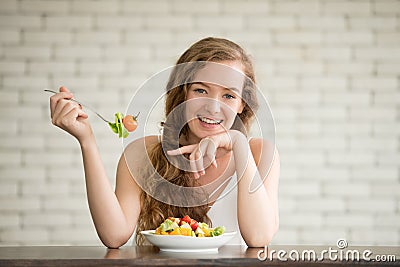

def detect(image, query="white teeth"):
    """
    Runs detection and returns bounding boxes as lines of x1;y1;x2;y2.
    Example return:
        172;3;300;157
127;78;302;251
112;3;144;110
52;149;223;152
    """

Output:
198;116;222;125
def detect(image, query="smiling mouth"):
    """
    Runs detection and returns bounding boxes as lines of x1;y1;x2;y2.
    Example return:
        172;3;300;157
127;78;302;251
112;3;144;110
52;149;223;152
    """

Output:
197;116;223;125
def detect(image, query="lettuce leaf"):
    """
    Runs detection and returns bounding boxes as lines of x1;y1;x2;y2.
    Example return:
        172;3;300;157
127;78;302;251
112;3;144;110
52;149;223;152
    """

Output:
108;112;129;138
211;226;225;237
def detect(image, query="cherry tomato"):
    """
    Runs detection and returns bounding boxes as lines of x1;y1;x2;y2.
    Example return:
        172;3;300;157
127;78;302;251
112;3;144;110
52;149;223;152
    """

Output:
122;113;139;132
190;220;199;231
181;215;192;225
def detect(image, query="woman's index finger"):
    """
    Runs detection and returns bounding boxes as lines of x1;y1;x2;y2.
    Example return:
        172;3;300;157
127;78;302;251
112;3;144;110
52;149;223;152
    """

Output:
167;144;197;155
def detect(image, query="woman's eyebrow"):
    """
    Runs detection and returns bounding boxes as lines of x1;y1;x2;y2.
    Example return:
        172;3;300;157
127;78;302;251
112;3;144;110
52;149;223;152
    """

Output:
226;87;241;95
191;82;241;94
190;82;210;88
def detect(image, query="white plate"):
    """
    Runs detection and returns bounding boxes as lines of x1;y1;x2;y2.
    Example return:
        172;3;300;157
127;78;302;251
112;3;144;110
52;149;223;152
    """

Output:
140;230;237;253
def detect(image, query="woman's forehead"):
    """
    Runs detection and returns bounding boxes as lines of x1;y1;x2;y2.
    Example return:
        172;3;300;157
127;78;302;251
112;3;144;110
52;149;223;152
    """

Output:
192;61;245;93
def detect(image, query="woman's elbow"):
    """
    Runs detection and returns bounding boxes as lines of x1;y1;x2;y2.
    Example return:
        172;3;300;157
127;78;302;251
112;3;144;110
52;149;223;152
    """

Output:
100;231;132;249
245;223;279;247
101;237;126;249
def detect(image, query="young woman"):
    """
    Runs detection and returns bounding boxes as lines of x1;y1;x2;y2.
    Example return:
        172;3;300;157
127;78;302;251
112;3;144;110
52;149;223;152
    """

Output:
49;37;280;248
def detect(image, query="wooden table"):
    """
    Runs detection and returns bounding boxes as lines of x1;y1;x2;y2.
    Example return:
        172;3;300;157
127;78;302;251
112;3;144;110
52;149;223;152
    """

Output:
0;245;398;266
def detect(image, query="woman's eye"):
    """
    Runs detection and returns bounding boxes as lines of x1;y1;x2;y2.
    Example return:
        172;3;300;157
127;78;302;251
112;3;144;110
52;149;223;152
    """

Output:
223;94;236;99
194;88;207;94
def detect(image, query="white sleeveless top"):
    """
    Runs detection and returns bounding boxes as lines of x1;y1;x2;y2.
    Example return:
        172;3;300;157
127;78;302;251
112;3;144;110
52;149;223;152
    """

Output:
207;174;246;246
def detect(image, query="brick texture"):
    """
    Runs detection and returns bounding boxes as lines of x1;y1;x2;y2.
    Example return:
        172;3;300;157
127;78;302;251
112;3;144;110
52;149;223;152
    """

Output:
0;0;399;246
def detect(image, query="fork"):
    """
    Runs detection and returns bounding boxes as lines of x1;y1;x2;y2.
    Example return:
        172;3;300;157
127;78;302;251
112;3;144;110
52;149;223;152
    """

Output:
44;89;112;124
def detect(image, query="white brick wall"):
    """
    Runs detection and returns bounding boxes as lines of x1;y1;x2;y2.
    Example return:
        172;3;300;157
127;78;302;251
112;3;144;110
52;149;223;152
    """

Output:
0;0;399;246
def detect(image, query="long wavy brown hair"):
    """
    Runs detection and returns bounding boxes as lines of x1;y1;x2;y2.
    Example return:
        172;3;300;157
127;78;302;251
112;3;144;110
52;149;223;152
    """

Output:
135;37;259;245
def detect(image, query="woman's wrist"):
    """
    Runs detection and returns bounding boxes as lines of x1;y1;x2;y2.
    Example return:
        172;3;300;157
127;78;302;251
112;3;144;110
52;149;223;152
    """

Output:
230;130;247;149
78;130;96;150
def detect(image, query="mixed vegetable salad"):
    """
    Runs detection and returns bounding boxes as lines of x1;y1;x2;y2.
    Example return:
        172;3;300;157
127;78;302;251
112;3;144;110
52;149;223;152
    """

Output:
108;112;139;138
154;215;225;237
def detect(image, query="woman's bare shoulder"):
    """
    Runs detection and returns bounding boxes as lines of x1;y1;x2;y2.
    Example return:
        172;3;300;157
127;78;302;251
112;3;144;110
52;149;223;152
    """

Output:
119;135;160;173
124;135;160;152
248;137;276;166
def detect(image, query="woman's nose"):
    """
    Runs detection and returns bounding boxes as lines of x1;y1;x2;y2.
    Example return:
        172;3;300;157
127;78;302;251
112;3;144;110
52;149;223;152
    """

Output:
205;98;221;114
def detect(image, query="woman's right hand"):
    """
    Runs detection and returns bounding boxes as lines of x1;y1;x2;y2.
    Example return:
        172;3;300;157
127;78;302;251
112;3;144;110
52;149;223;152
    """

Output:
50;86;92;143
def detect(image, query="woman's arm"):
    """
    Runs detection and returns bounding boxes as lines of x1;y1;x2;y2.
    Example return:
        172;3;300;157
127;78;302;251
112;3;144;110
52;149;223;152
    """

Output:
232;133;280;247
167;130;280;247
80;137;140;248
49;86;140;248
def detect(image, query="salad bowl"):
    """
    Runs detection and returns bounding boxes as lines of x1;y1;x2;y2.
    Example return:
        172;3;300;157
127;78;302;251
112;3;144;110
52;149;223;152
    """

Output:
141;230;237;253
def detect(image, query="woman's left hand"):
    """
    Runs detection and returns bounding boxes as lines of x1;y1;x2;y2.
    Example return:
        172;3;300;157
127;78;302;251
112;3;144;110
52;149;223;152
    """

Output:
167;130;242;179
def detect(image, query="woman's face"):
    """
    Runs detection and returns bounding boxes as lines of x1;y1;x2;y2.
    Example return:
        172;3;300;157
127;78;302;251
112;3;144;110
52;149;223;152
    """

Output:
184;61;245;142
